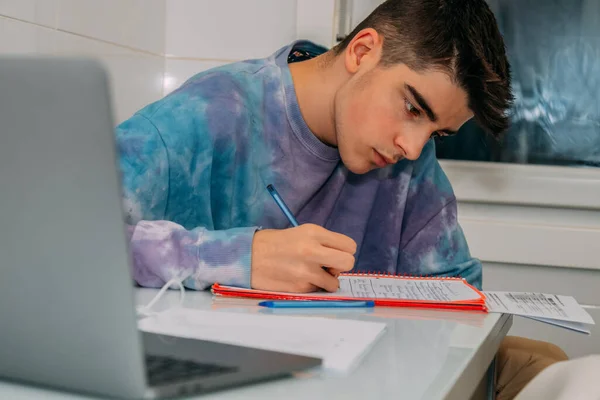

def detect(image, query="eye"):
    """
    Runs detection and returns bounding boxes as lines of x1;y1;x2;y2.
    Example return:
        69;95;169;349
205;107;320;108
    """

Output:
431;131;453;139
404;99;421;117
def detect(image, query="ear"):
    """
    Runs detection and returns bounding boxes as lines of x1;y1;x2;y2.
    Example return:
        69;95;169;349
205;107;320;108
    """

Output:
344;28;383;74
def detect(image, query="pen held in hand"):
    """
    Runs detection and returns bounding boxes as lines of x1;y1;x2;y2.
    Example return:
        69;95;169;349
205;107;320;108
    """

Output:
266;184;339;277
266;184;299;227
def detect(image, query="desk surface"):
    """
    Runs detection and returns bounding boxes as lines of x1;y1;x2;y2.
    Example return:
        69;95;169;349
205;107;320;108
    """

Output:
1;289;511;400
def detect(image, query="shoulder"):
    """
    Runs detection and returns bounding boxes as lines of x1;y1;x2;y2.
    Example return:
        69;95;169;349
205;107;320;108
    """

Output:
407;140;455;201
149;59;275;114
134;59;281;144
399;140;457;239
375;140;455;204
166;57;282;110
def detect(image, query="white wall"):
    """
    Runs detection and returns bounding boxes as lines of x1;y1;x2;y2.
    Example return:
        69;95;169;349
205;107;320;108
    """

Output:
0;0;165;124
0;1;339;120
164;0;296;94
163;0;336;95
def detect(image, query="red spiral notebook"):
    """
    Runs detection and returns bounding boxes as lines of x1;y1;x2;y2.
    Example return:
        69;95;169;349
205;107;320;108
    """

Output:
212;272;487;312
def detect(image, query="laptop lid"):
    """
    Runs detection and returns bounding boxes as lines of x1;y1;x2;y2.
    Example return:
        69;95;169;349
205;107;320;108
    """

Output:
0;57;147;398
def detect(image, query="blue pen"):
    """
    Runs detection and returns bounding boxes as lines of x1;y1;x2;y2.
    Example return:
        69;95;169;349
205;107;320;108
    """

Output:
266;184;299;227
267;184;339;276
259;300;375;308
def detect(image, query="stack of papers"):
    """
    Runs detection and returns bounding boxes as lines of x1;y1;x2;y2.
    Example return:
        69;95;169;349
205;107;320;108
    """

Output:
138;307;387;372
484;291;595;334
212;274;487;311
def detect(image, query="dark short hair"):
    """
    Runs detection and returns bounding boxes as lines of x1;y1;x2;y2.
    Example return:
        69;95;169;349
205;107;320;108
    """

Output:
333;0;513;138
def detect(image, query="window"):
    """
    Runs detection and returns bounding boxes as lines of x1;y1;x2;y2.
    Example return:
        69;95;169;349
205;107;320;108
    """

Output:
436;0;600;168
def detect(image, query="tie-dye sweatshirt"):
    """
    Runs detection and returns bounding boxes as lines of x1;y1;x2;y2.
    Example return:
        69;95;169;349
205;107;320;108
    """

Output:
115;41;482;291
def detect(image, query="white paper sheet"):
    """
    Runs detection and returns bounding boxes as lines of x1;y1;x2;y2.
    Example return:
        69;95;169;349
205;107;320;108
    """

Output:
335;276;480;301
222;276;482;302
138;307;386;372
484;291;595;326
525;316;591;335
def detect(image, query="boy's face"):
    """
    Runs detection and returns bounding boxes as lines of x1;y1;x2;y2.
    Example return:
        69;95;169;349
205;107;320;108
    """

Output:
333;48;473;174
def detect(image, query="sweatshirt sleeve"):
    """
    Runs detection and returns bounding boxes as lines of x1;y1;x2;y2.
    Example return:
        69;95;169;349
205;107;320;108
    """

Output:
398;141;482;290
116;113;254;290
399;199;482;290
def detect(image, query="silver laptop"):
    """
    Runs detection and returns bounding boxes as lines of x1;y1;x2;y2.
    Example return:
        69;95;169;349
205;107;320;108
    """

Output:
0;57;320;399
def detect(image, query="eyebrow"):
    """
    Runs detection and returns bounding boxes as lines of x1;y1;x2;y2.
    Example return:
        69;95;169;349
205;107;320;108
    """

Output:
405;84;458;136
405;84;437;122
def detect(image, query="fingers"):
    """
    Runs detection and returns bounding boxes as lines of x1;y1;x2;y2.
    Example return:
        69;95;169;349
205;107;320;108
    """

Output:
296;224;356;273
306;268;340;293
310;247;355;272
302;224;357;254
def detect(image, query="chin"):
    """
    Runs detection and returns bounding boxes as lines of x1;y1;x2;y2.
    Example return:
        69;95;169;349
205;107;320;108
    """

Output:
337;143;374;174
340;157;373;175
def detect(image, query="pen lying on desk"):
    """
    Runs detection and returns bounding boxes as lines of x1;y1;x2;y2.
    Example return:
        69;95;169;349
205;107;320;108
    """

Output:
259;300;375;308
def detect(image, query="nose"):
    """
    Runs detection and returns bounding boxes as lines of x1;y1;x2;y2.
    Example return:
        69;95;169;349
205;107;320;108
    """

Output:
394;130;430;161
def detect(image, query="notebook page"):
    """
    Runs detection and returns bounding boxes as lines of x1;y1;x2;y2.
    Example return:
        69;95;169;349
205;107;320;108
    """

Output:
304;276;480;302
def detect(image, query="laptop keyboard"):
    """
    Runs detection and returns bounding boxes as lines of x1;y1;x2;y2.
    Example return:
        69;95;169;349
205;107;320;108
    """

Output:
146;355;238;386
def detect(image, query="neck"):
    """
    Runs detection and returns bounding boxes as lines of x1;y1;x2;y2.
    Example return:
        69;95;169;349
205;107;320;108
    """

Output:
288;54;345;147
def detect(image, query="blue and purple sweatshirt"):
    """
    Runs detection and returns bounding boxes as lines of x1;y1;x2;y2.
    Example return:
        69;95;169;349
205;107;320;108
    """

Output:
115;41;482;291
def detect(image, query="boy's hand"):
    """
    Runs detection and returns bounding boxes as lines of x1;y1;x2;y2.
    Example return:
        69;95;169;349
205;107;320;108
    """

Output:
250;224;357;293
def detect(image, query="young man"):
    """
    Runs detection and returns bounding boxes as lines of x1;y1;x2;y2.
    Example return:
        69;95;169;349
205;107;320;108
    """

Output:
117;1;568;397
117;0;511;293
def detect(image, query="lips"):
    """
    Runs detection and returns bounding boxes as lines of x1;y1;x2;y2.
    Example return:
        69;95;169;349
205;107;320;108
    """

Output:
373;150;393;168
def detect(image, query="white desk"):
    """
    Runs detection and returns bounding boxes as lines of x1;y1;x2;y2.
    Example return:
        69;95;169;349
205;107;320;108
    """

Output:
1;289;511;400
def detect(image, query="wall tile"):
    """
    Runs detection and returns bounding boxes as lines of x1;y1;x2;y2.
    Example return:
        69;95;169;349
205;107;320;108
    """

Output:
57;0;165;54
296;0;335;47
166;0;296;59
0;15;54;54
0;0;57;27
53;30;164;123
128;0;165;54
350;0;383;27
